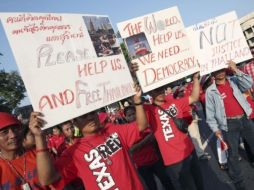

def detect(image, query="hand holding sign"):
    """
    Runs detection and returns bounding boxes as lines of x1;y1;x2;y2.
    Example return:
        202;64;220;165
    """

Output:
133;82;142;103
226;60;238;73
29;112;46;137
130;62;139;73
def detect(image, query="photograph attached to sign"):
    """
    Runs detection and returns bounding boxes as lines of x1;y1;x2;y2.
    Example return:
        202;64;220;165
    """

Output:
83;16;121;57
125;32;152;59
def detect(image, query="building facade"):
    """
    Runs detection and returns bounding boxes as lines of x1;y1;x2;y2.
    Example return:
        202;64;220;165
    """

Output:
240;12;254;49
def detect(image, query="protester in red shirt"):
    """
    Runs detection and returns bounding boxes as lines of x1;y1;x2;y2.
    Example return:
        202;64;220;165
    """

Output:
130;62;203;190
206;60;254;190
124;105;174;190
0;112;47;190
57;120;85;190
47;126;65;157
142;73;204;190
57;120;78;156
28;84;148;190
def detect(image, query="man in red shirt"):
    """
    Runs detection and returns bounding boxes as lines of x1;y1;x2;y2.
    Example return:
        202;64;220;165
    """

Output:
57;120;85;190
0;112;47;190
47;126;65;157
28;84;148;190
143;72;204;190
57;120;78;156
206;60;254;190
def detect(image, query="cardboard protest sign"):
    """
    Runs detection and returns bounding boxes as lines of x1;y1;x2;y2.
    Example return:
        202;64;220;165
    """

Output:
117;6;199;92
0;13;134;128
186;11;252;76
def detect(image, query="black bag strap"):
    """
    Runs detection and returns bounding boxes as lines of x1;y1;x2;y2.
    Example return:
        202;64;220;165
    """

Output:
152;103;175;118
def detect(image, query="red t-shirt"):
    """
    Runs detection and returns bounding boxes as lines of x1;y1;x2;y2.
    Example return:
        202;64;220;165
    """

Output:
217;80;244;117
144;97;194;166
57;138;78;156
47;135;65;150
165;94;174;102
131;128;159;168
52;122;144;190
0;149;47;190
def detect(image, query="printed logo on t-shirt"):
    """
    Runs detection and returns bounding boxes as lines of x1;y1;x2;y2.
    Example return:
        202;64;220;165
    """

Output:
168;104;178;117
84;133;122;190
158;104;178;141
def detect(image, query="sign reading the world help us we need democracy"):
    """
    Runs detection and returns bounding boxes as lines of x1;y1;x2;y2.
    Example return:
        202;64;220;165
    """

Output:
0;13;134;128
117;6;199;93
186;11;252;76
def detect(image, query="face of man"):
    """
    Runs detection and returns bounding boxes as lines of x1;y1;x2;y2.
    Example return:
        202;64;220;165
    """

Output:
74;111;100;135
62;123;74;138
213;69;226;81
125;108;136;123
52;127;61;136
0;125;21;152
165;87;172;95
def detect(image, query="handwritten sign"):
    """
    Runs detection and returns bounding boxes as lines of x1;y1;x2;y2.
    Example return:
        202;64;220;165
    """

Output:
186;11;252;76
0;13;134;128
117;7;199;92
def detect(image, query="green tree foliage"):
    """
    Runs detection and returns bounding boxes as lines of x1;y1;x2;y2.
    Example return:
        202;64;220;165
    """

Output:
120;43;130;63
0;70;26;112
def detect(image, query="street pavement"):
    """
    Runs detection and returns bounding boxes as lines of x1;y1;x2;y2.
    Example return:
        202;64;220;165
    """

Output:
198;120;254;190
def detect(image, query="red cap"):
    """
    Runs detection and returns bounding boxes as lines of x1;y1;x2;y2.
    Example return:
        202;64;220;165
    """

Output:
0;112;21;130
98;112;108;124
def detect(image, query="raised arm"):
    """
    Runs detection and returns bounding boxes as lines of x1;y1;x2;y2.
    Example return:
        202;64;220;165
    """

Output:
189;72;200;105
29;112;61;185
228;60;253;91
133;83;148;131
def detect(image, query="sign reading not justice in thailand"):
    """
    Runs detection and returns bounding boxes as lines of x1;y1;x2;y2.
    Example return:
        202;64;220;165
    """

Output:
186;11;252;76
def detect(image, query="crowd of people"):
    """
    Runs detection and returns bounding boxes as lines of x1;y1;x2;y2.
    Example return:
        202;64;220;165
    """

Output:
1;50;254;190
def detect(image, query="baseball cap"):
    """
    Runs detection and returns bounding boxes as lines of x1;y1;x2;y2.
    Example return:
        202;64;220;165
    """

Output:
0;112;21;130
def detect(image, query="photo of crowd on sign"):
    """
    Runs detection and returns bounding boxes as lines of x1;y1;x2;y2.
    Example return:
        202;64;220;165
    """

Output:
125;32;152;59
83;16;122;57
